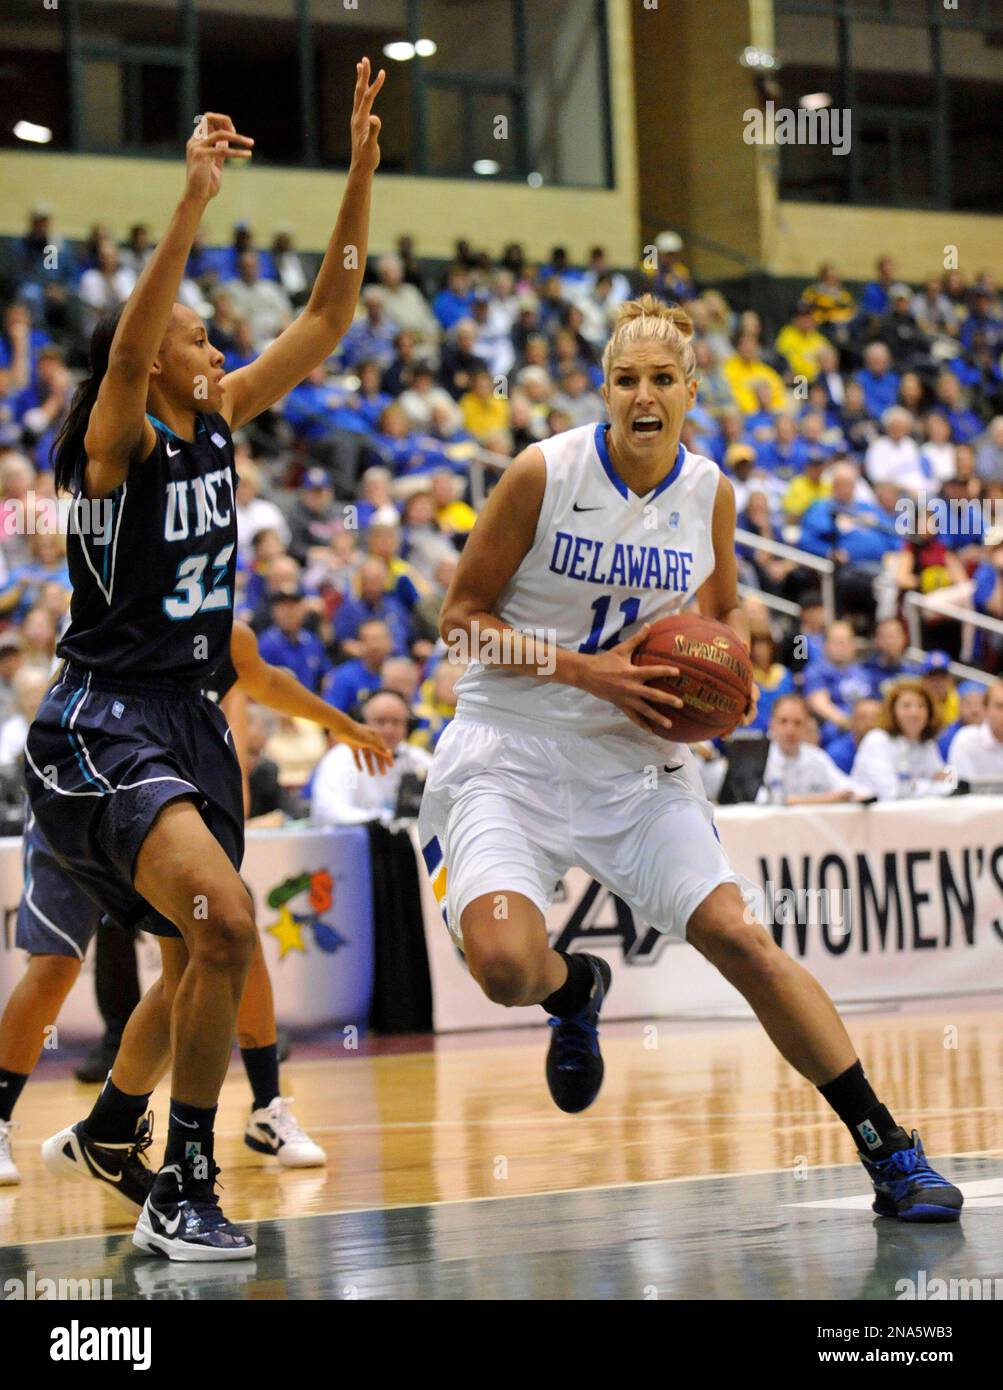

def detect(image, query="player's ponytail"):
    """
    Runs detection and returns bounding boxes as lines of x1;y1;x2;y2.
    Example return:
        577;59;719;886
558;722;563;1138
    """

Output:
50;303;127;495
602;293;697;385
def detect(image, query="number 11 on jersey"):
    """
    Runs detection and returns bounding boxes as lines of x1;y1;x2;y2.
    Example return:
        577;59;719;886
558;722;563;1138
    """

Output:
578;594;641;653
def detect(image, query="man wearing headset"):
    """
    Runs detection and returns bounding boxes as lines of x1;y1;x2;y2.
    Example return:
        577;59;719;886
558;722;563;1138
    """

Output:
311;688;432;825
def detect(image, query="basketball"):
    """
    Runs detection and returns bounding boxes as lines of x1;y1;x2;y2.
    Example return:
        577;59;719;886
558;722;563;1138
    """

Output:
634;613;752;742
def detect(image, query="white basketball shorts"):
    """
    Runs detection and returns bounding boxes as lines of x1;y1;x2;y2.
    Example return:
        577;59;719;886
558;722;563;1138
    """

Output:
418;715;747;948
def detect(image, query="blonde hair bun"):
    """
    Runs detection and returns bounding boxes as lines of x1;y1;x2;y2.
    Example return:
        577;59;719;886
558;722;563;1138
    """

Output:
603;294;697;382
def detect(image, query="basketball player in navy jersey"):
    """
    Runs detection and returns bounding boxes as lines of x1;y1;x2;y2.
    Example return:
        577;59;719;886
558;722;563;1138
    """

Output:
0;620;390;1191
24;63;385;1260
420;296;962;1222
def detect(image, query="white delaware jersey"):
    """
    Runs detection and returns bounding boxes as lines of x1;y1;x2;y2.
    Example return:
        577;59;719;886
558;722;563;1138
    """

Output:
455;421;721;743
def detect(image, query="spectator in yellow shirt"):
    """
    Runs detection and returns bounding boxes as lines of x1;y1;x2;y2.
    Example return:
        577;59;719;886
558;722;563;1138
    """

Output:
430;469;478;535
460;368;511;442
775;303;831;383
800;264;856;326
722;333;788;415
783;452;833;520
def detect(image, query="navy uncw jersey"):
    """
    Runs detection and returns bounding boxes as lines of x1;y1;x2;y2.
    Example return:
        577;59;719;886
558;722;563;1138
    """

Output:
58;411;237;689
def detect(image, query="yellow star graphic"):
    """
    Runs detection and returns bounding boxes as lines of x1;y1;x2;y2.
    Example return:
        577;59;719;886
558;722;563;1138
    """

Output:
266;905;307;960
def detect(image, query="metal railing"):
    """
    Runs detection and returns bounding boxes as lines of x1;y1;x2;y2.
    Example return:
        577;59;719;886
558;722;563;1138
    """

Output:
737;583;803;619
734;528;836;622
903;588;1003;668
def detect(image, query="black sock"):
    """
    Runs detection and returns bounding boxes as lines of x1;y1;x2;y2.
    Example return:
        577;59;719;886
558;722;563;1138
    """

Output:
163;1098;217;1175
83;1075;152;1143
818;1060;910;1158
541;952;594;1019
240;1043;280;1112
0;1068;29;1122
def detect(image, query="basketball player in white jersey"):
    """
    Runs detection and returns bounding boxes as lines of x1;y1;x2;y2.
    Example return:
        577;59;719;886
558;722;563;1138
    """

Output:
418;296;961;1222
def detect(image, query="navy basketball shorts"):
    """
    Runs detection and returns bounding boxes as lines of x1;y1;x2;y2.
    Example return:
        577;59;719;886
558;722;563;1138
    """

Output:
16;811;102;960
24;663;244;940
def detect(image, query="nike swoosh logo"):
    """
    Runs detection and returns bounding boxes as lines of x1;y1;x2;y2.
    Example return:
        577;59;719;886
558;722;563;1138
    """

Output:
149;1202;182;1236
86;1153;123;1184
663;764;683;774
166;443;181;457
572;502;603;512
169;1113;199;1129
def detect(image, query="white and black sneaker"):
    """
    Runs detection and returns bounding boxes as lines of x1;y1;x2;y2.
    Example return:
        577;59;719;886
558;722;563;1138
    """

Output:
133;1161;256;1262
244;1097;326;1168
0;1119;20;1186
41;1115;154;1215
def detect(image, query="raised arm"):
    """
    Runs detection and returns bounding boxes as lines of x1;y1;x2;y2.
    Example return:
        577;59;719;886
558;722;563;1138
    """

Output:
438;448;684;736
228;618;392;774
83;114;253;497
219;59;385;432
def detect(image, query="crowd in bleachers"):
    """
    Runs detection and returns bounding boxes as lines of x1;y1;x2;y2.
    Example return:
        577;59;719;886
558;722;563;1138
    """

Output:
2;207;1003;818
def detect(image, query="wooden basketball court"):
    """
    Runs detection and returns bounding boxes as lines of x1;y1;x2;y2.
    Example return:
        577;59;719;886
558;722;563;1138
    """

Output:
2;997;1001;1299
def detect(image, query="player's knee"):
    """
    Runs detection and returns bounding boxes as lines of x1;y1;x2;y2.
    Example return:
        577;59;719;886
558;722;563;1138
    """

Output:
690;914;779;982
193;897;257;974
28;953;81;992
467;942;534;1006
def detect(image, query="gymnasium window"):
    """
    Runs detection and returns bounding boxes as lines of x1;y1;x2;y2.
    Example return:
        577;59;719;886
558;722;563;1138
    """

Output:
774;0;1003;212
6;0;612;189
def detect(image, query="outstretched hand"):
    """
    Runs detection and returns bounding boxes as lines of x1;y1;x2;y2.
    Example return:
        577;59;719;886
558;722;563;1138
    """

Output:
350;57;385;175
186;113;254;203
186;111;251;201
343;721;395;777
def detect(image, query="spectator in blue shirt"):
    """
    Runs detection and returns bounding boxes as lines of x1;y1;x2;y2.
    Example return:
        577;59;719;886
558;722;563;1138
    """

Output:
283;367;369;442
860;618;920;700
353;359;394;429
937;472;984;554
858;256;897;321
747;632;796;734
2;529;71;625
826;697;882;773
323;618;394;711
756;413;807;477
799;463;899;566
937;681;987;758
432;265;475;331
970;530;1003;668
257;588;331;693
960;289;1003;356
855;342;900;420
934;373;984;445
16;208;78;326
803;620;874;746
339;288;398;371
334;557;412;655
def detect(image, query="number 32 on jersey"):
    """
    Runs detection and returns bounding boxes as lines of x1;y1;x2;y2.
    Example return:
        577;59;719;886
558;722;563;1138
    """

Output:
163;543;234;619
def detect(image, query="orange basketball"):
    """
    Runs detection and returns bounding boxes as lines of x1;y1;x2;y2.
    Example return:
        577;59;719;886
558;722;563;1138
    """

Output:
633;613;752;743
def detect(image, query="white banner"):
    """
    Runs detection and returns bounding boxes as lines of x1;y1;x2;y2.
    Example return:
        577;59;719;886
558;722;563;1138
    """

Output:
0;825;374;1040
416;798;1003;1031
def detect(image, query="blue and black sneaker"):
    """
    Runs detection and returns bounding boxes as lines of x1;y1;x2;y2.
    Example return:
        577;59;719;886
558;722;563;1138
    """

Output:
546;954;612;1114
133;1161;256;1261
859;1130;963;1222
41;1114;155;1216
